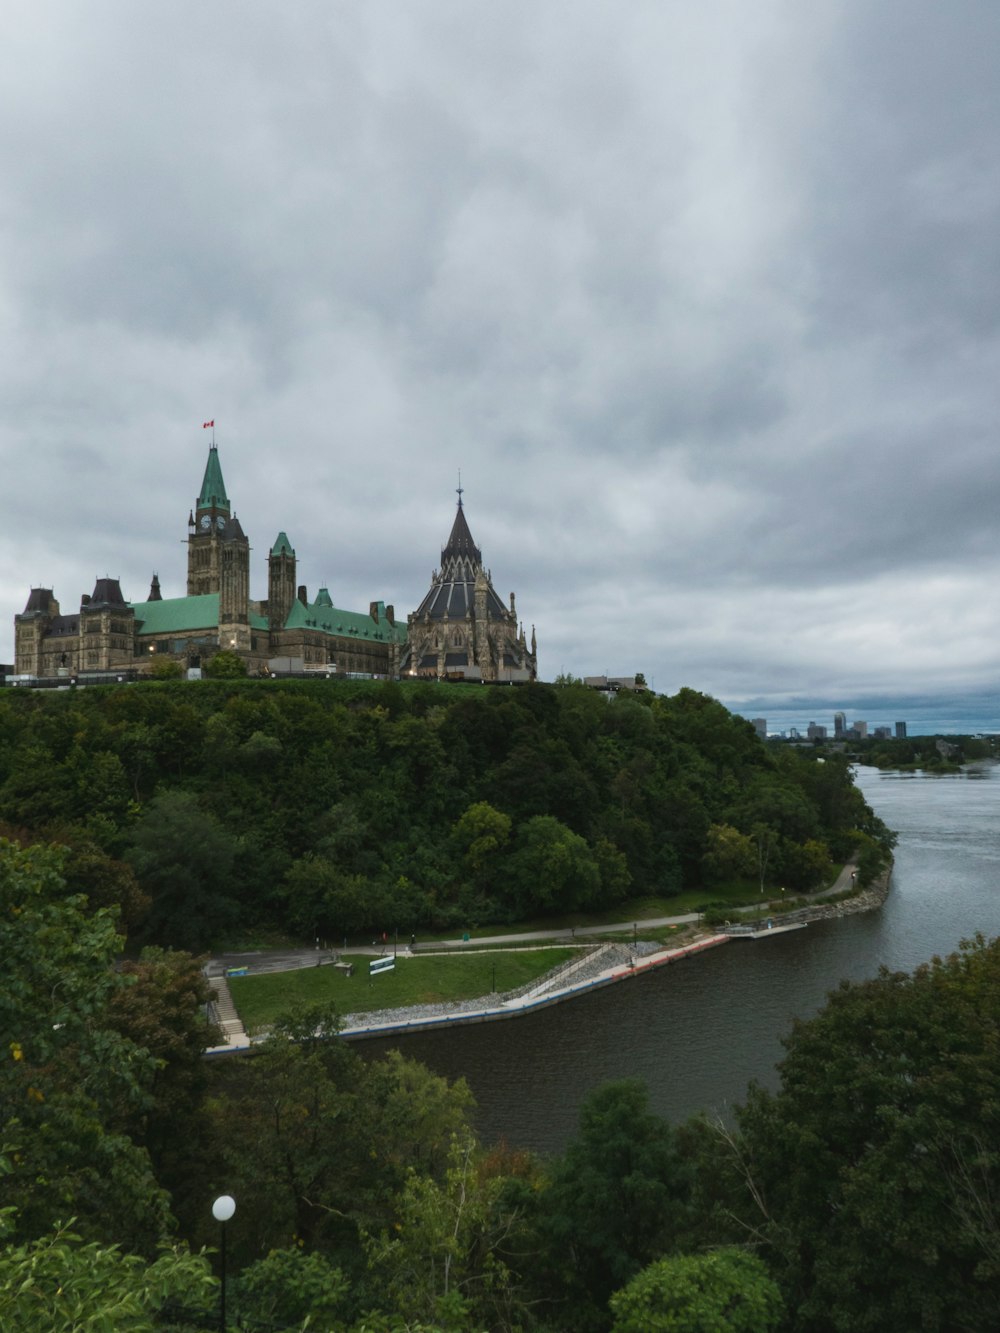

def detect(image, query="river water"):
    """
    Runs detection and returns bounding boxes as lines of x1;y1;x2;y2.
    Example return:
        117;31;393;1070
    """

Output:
363;764;1000;1155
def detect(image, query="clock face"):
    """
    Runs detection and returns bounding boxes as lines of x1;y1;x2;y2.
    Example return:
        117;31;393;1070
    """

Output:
199;515;211;531
216;516;226;531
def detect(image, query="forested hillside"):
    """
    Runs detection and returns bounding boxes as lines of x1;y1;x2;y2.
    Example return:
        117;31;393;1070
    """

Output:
9;679;995;1332
0;679;891;950
5;830;999;1330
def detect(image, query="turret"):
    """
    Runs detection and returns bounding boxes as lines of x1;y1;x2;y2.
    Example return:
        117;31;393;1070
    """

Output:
267;532;297;631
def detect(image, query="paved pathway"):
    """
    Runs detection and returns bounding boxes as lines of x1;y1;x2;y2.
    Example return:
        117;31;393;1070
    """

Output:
205;934;732;1053
204;864;858;1053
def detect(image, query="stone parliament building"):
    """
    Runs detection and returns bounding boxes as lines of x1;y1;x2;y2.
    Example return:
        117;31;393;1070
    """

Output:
14;443;538;685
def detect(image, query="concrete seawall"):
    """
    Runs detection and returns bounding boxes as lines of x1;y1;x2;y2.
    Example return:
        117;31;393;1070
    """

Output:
206;864;893;1056
337;935;730;1042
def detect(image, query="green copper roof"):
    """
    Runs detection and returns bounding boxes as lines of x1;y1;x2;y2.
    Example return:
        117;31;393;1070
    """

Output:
315;587;333;607
197;446;230;513
130;594;270;634
131;594;221;634
283;596;407;643
271;531;295;557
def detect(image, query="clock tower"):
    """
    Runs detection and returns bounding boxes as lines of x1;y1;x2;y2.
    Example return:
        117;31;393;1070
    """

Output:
187;444;234;596
186;443;251;649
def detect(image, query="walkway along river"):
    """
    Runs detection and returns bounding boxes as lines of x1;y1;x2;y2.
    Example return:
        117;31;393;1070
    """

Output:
359;762;1000;1155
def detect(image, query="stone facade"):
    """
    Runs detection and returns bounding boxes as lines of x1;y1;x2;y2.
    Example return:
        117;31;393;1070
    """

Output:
401;498;537;683
15;445;405;679
14;447;538;686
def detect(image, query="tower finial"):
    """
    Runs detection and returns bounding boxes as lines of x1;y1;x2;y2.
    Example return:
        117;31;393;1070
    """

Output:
456;470;464;508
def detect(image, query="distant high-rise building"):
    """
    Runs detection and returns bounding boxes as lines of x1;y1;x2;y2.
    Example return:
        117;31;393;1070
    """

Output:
874;726;892;739
807;721;827;741
752;718;767;739
854;720;868;738
895;721;907;738
834;711;846;739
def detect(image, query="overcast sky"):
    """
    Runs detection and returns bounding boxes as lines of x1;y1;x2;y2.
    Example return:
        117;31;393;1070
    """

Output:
2;1;998;711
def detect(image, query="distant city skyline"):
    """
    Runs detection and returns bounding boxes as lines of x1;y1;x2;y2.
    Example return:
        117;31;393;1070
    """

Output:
730;694;999;739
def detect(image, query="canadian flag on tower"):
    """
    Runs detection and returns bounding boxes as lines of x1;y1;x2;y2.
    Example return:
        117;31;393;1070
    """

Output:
202;420;214;429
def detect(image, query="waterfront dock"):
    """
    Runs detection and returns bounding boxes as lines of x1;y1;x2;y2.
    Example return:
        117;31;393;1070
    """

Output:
722;921;808;940
336;934;731;1042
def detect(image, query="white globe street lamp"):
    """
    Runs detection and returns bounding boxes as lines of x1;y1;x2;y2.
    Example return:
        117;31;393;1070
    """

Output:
212;1195;236;1331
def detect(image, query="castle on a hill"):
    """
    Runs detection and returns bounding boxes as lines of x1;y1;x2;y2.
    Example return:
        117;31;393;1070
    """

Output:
14;442;537;684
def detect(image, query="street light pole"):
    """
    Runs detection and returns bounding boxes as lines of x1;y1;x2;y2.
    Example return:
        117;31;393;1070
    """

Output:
212;1195;236;1332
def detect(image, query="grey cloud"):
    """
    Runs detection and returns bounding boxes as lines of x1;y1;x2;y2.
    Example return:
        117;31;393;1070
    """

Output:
1;2;998;705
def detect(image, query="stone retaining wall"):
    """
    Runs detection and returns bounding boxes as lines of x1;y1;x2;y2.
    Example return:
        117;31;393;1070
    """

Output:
780;864;892;926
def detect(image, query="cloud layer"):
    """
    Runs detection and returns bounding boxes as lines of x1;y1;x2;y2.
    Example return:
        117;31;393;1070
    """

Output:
2;1;998;706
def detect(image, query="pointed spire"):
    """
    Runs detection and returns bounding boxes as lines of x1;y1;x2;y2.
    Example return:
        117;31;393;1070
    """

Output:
196;444;230;514
442;488;481;565
148;573;162;602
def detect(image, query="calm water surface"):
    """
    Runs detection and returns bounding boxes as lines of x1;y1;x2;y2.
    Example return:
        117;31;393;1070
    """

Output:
364;764;1000;1154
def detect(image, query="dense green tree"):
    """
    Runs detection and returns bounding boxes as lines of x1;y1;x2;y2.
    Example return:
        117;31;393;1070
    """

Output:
201;1014;361;1263
148;654;183;679
539;1080;693;1327
777;836;831;891
0;679;884;945
0;839;170;1250
506;815;601;917
202;649;248;678
609;1248;783;1332
364;1132;521;1331
235;1246;348;1330
201;1012;477;1288
701;823;756;885
362;1051;476;1184
737;935;1000;1331
451;801;513;880
105;948;220;1192
126;791;239;950
734;781;818;845
0;742;75;826
0;1212;216;1333
280;853;378;937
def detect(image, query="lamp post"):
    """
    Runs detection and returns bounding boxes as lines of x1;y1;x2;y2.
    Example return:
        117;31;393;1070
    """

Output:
212;1194;236;1332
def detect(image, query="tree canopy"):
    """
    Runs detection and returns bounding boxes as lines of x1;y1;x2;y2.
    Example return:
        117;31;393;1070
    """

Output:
0;679;889;949
737;934;1000;1331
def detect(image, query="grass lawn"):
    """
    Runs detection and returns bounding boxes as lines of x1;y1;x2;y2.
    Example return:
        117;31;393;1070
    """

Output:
459;885;771;939
223;869;850;954
229;946;576;1032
